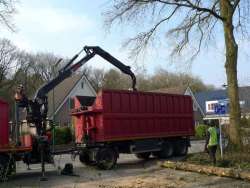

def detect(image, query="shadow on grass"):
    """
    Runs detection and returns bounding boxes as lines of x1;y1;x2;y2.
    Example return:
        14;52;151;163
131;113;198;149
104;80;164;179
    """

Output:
185;151;250;170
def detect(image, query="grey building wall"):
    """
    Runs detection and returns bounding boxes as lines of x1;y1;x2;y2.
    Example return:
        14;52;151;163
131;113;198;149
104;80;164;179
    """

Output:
52;76;96;126
54;99;72;126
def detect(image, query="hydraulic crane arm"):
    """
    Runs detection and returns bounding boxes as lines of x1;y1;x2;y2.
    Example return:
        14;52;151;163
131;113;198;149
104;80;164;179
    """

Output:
15;45;137;136
14;46;137;179
35;46;137;101
83;46;137;91
34;51;94;100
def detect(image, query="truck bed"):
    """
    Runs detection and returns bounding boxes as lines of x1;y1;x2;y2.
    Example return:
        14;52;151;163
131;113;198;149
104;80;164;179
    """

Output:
72;89;194;143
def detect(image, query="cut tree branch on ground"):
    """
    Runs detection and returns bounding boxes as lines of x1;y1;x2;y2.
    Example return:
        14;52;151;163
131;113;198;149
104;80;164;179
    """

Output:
162;161;250;181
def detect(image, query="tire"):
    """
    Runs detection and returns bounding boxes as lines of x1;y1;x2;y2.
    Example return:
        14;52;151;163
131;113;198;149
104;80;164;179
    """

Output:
135;152;151;160
79;151;93;165
158;141;174;158
174;140;188;156
96;148;117;170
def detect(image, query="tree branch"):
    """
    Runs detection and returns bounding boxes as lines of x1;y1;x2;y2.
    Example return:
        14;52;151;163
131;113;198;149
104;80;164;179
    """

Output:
233;0;240;12
152;0;224;21
122;5;181;55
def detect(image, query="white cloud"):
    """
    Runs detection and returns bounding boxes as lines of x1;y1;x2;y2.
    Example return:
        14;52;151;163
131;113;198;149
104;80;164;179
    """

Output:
16;5;93;33
0;1;98;55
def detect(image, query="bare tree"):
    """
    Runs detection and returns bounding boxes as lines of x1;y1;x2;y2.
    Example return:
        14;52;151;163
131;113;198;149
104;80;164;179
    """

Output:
98;67;212;92
30;52;63;82
87;68;105;91
0;38;17;86
105;0;250;146
12;51;43;96
0;0;16;31
103;69;131;90
9;51;64;97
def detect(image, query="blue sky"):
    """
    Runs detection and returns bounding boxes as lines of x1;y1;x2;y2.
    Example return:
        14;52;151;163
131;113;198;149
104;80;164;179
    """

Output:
1;0;250;87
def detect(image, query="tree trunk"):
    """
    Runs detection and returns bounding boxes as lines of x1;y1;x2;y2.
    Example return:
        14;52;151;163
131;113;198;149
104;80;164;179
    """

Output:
162;161;250;181
220;0;241;146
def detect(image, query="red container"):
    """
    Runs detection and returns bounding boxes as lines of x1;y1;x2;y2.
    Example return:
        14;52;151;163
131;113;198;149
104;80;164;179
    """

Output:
73;97;85;143
72;90;194;143
0;99;9;147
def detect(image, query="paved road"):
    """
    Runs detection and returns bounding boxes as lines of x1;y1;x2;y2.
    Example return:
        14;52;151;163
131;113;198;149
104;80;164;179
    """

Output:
1;140;250;188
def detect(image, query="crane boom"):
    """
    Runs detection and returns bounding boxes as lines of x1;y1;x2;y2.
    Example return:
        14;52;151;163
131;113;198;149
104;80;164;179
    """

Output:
35;46;136;100
14;45;137;179
84;46;136;91
15;45;137;136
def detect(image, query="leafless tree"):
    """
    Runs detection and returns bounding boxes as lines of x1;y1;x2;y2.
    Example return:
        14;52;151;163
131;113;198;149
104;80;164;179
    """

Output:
8;51;64;97
0;0;16;31
105;0;250;146
12;51;42;96
99;68;212;92
0;38;17;87
30;52;63;82
87;68;105;91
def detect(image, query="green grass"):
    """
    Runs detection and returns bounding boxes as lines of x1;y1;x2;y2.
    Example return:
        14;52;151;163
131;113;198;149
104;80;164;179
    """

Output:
186;150;250;170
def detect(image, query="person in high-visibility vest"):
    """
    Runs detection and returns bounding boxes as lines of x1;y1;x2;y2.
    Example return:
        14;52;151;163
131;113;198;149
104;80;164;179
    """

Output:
205;121;218;166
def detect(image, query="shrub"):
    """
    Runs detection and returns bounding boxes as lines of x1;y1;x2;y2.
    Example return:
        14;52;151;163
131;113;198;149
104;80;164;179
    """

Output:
53;126;73;145
195;124;207;139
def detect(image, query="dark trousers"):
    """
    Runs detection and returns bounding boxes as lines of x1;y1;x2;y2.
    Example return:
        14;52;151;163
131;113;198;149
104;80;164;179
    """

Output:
208;145;217;165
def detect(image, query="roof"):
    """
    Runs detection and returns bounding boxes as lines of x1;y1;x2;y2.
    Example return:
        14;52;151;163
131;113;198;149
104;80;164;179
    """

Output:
194;86;250;115
47;74;82;117
149;86;186;94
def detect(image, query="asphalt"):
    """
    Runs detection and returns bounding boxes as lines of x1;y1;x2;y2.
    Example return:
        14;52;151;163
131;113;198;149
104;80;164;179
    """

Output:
1;140;250;188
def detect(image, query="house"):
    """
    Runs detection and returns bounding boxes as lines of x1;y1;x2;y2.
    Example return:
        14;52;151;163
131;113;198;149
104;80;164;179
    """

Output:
47;73;96;126
149;86;204;126
194;86;250;125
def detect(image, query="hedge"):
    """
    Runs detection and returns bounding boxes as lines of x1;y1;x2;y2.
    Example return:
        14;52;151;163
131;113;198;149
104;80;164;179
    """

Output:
53;126;73;145
195;124;207;139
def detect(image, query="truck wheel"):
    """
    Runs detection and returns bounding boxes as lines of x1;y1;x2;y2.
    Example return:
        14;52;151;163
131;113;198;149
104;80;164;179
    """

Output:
79;151;93;165
174;140;188;156
135;152;151;160
96;148;117;170
158;141;174;158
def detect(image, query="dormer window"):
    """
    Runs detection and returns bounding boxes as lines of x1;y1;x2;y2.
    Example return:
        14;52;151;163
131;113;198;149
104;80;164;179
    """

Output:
206;100;218;113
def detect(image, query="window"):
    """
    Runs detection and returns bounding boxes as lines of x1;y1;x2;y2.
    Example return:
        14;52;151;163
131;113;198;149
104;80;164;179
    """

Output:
211;103;215;110
206;100;218;113
81;81;84;89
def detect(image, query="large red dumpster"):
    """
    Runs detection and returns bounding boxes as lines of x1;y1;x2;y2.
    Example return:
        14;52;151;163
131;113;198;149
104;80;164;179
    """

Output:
72;89;194;143
0;99;9;147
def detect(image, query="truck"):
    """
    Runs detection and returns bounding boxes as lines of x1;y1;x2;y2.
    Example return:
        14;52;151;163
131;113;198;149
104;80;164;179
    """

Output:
72;89;194;170
0;45;194;181
0;46;137;181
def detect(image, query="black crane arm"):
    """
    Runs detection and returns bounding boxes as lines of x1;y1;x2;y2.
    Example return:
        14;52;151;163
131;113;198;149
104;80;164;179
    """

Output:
14;46;137;178
83;46;137;91
34;52;94;100
35;46;137;101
